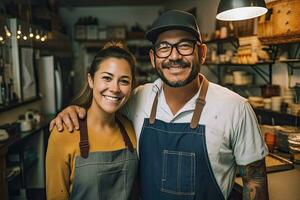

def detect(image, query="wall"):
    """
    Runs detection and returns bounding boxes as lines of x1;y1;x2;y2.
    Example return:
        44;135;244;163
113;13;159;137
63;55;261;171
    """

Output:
58;2;299;95
58;6;164;92
194;0;300;90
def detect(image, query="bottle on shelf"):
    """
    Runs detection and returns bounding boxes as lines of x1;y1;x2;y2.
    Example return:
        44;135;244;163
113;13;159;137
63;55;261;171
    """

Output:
0;75;6;105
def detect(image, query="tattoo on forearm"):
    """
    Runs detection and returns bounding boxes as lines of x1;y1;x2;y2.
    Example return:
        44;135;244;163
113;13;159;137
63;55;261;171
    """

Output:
239;158;269;200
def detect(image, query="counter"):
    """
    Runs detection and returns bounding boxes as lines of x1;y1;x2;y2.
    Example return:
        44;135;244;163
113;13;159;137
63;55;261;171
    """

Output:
0;118;51;200
234;164;300;200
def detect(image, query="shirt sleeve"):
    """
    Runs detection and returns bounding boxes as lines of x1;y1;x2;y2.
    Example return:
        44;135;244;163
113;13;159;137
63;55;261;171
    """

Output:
120;86;140;120
46;128;71;200
232;102;268;166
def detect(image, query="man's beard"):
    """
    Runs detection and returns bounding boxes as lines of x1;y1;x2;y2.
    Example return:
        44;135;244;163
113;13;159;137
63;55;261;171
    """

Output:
155;59;200;88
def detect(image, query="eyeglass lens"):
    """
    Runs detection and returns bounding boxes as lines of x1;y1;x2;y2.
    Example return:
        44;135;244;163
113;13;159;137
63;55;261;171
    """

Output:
154;40;196;58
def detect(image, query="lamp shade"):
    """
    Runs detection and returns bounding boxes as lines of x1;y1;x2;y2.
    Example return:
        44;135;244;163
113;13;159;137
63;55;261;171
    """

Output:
216;0;268;21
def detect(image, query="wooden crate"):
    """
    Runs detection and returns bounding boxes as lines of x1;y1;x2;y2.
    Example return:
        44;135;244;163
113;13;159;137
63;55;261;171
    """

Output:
258;0;300;44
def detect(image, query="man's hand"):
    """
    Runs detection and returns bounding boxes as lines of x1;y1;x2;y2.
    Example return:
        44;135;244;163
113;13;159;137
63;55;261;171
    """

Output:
239;158;269;200
49;106;87;132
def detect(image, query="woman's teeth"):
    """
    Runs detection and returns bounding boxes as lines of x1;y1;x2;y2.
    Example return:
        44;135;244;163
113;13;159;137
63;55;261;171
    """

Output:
104;95;120;101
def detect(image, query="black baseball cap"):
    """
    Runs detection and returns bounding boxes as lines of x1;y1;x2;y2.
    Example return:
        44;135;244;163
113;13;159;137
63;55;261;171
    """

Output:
146;10;202;44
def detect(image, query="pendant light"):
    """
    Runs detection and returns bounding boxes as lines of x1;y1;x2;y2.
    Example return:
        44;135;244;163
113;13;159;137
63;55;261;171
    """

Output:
216;0;268;21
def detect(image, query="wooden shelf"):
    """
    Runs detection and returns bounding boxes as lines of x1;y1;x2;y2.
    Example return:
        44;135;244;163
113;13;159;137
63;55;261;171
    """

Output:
0;96;41;113
254;108;300;127
204;36;238;44
278;59;300;63
204;61;274;66
223;84;262;88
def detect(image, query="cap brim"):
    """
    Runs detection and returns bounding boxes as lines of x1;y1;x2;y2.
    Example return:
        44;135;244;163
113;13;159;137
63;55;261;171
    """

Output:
146;25;200;43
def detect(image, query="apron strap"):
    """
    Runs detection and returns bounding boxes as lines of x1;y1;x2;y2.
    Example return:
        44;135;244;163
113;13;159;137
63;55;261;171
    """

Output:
190;76;209;129
149;92;159;124
116;117;135;153
79;118;89;158
149;75;209;129
79;116;134;158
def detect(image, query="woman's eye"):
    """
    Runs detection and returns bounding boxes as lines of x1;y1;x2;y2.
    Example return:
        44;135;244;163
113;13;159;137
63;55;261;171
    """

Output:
102;76;112;81
120;79;130;85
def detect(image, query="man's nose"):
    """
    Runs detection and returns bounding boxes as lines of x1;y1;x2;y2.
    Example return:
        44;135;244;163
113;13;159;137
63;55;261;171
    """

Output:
168;46;183;61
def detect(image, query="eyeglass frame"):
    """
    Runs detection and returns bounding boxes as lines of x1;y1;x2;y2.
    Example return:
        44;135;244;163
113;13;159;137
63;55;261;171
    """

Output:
152;39;200;58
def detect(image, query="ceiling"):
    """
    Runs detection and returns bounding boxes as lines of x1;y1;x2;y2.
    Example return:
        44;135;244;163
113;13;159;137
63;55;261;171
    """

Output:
58;0;170;7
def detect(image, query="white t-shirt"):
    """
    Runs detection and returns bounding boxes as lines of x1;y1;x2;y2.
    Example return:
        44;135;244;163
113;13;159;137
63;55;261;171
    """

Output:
123;76;268;198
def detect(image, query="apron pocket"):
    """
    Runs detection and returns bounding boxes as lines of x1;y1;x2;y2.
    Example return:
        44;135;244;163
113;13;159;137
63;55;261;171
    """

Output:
161;150;195;195
98;169;127;200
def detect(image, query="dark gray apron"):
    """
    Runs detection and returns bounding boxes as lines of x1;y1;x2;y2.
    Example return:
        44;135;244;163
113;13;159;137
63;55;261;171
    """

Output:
69;117;138;200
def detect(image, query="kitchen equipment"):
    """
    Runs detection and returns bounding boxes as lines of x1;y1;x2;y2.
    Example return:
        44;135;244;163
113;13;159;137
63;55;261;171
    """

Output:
261;84;280;98
248;96;264;108
275;126;300;163
290;103;300;116
220;26;227;39
257;0;300;44
265;154;294;172
263;98;272;109
223;73;233;84
18;112;34;132
0;129;9;142
265;132;277;153
38;56;72;115
271;96;283;112
294;84;300;103
233;71;253;85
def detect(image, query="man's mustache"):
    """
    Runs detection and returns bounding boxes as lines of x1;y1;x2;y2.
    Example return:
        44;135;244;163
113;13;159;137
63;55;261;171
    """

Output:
162;60;190;69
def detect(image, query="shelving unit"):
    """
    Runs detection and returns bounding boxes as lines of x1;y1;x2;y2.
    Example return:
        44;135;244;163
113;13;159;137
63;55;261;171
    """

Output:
269;42;300;74
0;96;41;113
203;36;276;86
77;38;157;86
203;37;300;98
254;108;300;127
0;120;50;200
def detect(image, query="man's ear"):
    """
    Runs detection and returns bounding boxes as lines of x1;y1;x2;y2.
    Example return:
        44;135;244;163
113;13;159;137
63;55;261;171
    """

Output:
149;49;156;69
87;73;93;89
198;43;207;64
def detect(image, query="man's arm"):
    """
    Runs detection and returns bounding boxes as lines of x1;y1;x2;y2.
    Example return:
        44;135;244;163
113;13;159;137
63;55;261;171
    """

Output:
239;158;269;200
49;105;86;132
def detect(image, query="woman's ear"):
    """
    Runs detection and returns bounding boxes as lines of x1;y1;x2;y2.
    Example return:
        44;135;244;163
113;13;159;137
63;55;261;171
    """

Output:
87;73;93;89
198;43;207;64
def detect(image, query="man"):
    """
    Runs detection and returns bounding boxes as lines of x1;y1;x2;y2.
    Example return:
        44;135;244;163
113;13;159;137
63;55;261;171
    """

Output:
50;10;269;200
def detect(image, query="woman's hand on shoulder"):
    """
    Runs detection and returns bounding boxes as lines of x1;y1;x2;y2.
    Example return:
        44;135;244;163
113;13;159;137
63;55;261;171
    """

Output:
49;105;87;132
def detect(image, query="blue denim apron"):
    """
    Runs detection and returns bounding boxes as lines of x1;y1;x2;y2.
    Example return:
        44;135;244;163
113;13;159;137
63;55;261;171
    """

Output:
70;117;138;200
139;76;224;200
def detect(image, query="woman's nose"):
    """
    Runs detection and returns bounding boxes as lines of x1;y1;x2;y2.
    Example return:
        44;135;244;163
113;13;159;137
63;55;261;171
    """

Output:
109;81;120;92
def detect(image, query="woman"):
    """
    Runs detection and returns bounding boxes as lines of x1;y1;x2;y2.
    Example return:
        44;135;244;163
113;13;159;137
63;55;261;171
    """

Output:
46;42;138;200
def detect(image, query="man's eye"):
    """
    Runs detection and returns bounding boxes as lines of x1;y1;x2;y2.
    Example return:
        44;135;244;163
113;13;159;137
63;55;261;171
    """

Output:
178;42;193;49
156;43;170;50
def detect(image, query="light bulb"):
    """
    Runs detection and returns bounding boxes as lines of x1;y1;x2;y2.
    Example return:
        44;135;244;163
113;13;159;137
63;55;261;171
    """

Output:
41;36;45;42
17;35;21;39
17;25;22;35
29;27;34;38
0;36;3;41
23;35;28;40
35;30;40;40
4;25;12;37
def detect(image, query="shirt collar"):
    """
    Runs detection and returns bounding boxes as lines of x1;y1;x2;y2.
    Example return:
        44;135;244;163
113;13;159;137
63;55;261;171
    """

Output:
151;74;207;114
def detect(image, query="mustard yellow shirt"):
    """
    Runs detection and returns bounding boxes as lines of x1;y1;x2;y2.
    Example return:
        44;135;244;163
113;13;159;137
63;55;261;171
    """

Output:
46;116;137;200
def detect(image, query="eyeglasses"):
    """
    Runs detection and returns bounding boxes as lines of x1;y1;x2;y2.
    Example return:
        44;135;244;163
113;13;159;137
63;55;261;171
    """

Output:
153;39;197;58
